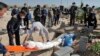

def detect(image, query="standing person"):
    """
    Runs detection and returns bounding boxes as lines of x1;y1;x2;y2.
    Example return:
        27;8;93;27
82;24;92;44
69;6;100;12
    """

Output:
54;7;60;26
52;7;56;25
11;5;19;17
63;8;69;15
87;6;97;29
17;11;27;32
21;3;29;13
48;7;54;27
21;3;29;29
41;5;48;26
27;10;32;23
7;13;20;46
33;5;41;22
83;4;89;25
76;3;84;24
56;8;60;25
69;2;77;26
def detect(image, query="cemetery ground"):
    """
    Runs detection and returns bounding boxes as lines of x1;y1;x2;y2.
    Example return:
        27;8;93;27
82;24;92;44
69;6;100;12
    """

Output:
0;11;100;56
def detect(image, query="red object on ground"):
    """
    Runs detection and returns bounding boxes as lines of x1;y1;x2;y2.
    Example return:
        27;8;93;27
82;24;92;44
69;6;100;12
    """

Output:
5;46;38;53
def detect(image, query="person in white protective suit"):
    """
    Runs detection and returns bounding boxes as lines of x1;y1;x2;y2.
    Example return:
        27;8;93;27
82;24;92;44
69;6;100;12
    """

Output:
24;22;50;43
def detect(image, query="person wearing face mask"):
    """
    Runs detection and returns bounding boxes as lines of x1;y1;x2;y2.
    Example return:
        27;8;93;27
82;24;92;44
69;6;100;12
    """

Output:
33;5;41;22
21;3;29;29
11;5;19;17
87;6;97;29
7;13;20;45
69;2;77;26
83;4;89;25
17;11;26;29
21;3;29;13
41;5;48;26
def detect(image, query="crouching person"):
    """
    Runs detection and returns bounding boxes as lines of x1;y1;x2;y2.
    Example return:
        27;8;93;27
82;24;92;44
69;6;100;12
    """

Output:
24;22;50;43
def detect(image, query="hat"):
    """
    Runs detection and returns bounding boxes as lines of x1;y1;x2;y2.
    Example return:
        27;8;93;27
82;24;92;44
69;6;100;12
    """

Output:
86;4;89;6
72;2;76;4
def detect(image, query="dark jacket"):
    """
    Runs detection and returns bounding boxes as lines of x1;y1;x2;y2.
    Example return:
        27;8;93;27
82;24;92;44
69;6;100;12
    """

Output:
41;8;48;16
87;12;97;29
83;7;89;13
33;8;41;21
69;5;77;15
21;7;29;13
7;17;20;34
33;8;41;16
11;9;19;16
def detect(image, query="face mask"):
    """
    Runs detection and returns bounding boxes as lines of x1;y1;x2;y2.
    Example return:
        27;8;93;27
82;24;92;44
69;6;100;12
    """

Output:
13;15;17;18
21;16;25;19
15;8;18;9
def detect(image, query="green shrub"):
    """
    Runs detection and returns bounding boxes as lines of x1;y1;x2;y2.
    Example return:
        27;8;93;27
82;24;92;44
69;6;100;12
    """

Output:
91;42;100;54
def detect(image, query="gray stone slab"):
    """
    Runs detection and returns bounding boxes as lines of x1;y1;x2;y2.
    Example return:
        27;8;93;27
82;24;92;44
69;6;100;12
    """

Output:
54;46;74;56
79;36;88;52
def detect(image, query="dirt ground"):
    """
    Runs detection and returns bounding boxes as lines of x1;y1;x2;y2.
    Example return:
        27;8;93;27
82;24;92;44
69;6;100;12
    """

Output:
0;11;100;56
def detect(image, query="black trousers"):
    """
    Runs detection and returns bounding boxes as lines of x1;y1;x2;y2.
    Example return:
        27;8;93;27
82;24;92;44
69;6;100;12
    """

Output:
88;21;97;29
70;14;75;25
24;20;29;29
34;16;41;22
84;13;88;25
54;19;59;25
41;16;46;26
8;31;20;45
54;15;60;25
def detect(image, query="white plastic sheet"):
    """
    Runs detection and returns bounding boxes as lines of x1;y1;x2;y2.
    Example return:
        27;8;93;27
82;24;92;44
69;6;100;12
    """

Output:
24;39;62;49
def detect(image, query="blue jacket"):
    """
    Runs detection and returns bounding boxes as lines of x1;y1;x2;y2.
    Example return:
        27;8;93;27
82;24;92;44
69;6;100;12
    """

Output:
41;8;48;16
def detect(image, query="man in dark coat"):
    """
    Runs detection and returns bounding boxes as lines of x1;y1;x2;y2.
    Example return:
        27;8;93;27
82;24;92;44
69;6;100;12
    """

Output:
69;2;77;26
21;3;29;13
54;8;60;25
11;5;19;16
41;5;48;26
7;14;20;45
33;5;41;22
87;6;97;29
21;3;29;29
83;4;89;25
